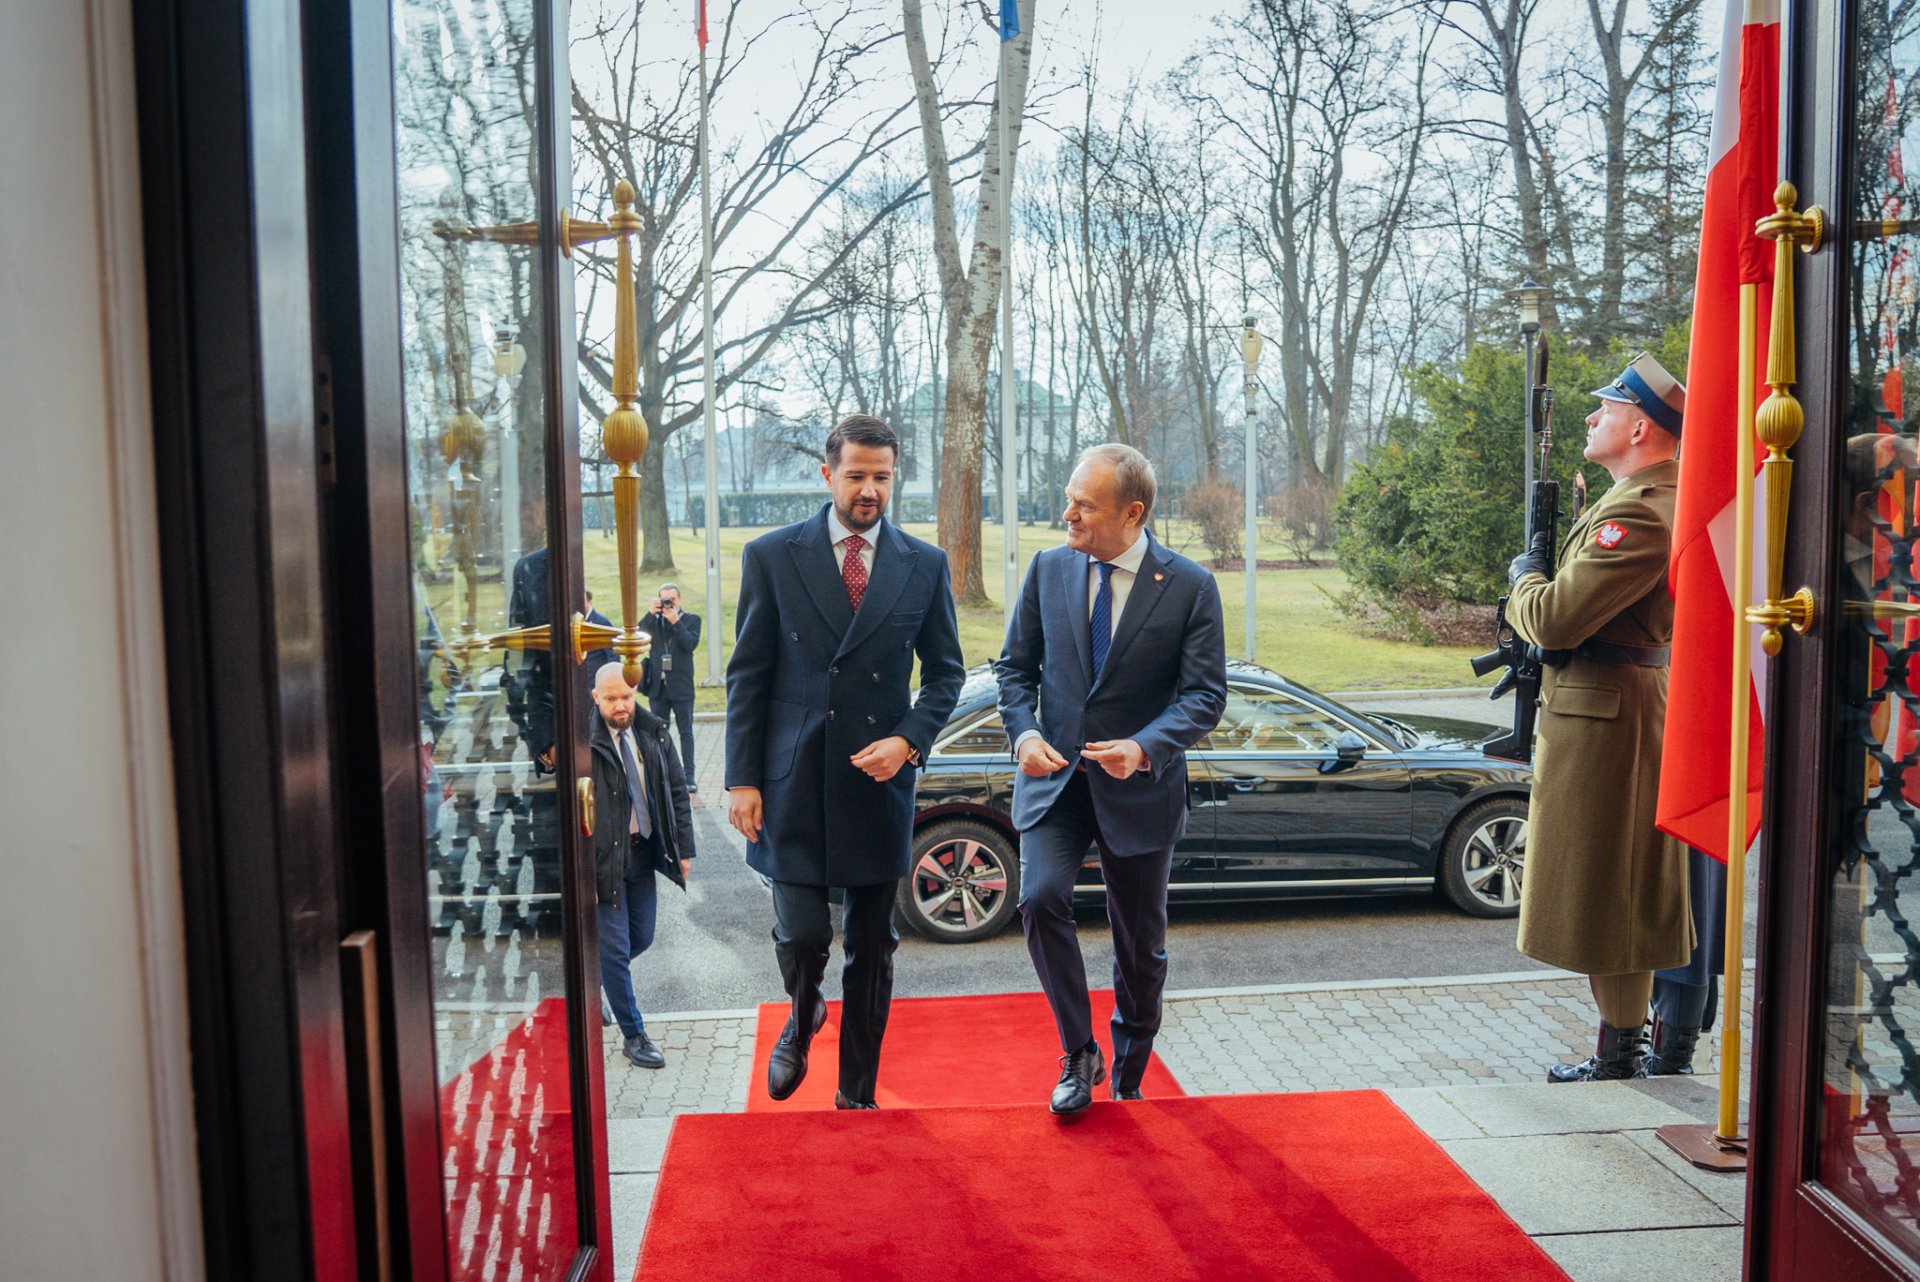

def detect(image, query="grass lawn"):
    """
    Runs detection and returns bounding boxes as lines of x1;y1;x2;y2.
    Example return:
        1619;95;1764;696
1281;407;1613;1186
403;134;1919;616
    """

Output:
566;513;1494;712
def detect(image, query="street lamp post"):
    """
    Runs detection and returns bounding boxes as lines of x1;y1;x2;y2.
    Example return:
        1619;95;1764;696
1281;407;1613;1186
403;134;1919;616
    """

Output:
1505;279;1550;531
492;326;527;571
1241;315;1263;663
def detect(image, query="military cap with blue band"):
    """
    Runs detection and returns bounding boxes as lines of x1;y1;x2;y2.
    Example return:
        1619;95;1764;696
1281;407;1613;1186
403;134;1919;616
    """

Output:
1591;351;1686;436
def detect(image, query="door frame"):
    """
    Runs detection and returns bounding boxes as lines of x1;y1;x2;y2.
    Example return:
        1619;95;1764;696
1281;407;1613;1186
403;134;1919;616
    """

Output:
133;0;361;1276
1748;0;1920;1275
138;0;616;1276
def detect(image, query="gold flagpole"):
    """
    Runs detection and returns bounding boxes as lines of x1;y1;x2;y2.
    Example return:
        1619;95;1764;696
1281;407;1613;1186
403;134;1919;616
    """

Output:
1717;282;1758;1147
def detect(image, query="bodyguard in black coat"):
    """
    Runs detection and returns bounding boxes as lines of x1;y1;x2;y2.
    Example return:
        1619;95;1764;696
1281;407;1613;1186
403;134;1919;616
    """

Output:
726;416;966;1108
588;663;695;1071
995;443;1226;1114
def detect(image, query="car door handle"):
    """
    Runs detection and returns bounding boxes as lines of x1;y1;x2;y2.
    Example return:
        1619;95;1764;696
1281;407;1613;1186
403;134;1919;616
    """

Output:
1220;776;1264;791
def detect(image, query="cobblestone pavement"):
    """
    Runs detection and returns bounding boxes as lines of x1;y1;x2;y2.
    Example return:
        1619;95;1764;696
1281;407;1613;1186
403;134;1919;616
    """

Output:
603;1014;753;1118
603;969;1756;1119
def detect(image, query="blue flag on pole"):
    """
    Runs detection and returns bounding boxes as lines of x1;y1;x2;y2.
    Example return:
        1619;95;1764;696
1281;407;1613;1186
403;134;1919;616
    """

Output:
1000;0;1019;41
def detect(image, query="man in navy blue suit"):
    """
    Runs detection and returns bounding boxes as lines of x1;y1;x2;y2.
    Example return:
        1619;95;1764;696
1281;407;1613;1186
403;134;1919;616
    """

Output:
996;443;1227;1114
725;415;966;1109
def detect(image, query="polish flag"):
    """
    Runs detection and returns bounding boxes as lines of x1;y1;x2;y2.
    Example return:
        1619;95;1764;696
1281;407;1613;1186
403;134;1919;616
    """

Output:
1656;0;1780;864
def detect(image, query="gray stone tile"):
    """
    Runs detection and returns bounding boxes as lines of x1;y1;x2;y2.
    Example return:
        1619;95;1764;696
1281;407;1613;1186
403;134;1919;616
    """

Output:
1622;1128;1751;1219
1435;1080;1702;1137
1384;1087;1485;1140
1439;1133;1735;1234
1535;1226;1743;1282
610;1172;659;1281
606;1117;673;1174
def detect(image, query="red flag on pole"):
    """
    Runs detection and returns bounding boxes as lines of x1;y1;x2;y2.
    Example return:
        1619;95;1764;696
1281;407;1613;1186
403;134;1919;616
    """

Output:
696;0;708;51
1656;0;1780;864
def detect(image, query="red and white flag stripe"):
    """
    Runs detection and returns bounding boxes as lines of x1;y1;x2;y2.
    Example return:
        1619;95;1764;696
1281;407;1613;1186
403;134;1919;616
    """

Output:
1656;0;1779;864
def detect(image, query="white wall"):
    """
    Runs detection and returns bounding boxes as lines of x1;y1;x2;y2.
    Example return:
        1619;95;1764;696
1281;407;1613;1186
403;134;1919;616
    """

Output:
0;1;201;1277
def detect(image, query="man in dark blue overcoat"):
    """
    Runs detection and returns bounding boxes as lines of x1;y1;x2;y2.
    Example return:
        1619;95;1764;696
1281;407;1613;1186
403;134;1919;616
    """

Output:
996;443;1227;1114
725;415;966;1109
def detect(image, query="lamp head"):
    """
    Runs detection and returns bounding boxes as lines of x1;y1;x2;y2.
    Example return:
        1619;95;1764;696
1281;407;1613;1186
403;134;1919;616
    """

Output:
1506;278;1550;330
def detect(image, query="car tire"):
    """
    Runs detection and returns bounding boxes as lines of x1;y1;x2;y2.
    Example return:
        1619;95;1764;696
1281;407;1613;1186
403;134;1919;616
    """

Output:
1438;797;1527;919
896;818;1022;944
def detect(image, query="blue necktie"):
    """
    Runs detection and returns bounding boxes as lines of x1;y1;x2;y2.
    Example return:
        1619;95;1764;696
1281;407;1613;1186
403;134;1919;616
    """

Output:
1090;561;1115;683
620;732;653;839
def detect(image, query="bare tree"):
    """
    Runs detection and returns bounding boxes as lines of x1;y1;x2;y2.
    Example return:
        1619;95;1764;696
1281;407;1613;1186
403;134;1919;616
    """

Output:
902;0;1038;605
571;0;925;572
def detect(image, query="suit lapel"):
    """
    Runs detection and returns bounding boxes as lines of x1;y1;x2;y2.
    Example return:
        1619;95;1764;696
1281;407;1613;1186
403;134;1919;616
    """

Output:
788;506;854;637
1091;532;1173;695
836;520;915;659
1066;548;1093;687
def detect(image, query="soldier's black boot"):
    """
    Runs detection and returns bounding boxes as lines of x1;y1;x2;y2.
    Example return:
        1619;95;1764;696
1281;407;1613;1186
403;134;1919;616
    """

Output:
1640;1016;1701;1076
1546;1021;1647;1083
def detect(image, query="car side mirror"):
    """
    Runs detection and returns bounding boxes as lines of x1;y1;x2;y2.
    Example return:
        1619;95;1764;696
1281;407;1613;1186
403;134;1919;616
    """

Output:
1319;730;1368;775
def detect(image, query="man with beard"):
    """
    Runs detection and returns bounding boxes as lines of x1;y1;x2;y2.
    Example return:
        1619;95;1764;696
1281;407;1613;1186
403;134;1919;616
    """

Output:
725;415;966;1109
589;662;695;1070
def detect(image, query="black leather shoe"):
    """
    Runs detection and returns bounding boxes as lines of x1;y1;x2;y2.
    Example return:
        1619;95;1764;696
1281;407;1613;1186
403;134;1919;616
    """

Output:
1050;1043;1106;1115
1548;1020;1646;1083
1640;1016;1701;1077
622;1034;666;1070
834;1090;879;1110
1111;1084;1144;1101
765;1000;829;1100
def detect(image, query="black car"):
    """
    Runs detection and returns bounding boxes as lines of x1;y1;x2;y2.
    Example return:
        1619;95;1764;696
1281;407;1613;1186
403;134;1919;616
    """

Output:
901;662;1531;942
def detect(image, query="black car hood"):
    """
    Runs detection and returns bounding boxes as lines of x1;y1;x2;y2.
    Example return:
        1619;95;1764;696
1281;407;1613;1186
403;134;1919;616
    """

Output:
1380;712;1505;751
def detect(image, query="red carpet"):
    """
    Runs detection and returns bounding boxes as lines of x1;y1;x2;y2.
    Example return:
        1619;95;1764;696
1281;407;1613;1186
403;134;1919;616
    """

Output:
746;989;1183;1111
636;1090;1570;1282
439;998;577;1282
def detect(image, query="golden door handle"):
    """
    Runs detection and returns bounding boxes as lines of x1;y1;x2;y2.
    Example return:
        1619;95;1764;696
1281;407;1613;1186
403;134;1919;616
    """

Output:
454;611;644;667
434;179;651;689
1745;182;1825;655
1844;600;1920;622
339;931;394;1282
577;776;595;837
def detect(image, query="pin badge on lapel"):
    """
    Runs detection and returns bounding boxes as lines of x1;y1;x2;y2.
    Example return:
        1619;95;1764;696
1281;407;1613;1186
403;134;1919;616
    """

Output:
1154;573;1164;581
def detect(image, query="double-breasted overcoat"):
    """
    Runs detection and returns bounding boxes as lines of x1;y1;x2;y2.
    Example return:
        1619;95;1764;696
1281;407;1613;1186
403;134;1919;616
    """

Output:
724;506;967;887
1507;458;1692;975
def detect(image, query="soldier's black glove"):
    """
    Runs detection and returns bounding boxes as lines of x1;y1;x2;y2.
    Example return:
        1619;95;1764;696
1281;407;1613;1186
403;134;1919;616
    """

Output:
1507;528;1552;586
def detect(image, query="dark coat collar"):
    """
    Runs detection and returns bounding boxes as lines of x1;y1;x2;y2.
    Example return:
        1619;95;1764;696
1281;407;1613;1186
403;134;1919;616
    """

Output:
788;504;917;657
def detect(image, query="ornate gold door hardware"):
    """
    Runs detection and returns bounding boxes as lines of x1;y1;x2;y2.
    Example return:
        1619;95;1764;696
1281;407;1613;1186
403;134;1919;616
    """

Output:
437;179;651;686
1748;182;1826;655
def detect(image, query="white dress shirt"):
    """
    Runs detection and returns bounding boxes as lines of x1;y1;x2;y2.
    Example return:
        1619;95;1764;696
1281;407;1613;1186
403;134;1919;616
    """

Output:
1013;530;1149;760
827;509;880;576
1086;529;1149;639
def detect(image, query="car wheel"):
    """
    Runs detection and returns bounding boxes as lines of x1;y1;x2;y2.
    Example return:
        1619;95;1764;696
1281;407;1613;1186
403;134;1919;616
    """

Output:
1438;798;1527;919
896;818;1022;943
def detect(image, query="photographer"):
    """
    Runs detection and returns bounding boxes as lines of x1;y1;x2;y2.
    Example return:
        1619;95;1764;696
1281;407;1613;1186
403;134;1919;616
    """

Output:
637;583;702;788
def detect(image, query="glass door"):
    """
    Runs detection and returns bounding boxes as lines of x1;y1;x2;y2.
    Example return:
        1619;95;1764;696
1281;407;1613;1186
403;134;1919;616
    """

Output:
1812;0;1920;1262
1752;0;1920;1276
331;0;624;1276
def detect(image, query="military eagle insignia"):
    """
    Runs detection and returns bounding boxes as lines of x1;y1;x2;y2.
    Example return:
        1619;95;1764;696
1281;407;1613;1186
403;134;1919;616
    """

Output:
1595;521;1627;549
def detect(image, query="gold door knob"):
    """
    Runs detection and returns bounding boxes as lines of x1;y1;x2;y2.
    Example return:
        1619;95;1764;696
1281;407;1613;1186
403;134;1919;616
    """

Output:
577;776;595;837
1745;182;1824;654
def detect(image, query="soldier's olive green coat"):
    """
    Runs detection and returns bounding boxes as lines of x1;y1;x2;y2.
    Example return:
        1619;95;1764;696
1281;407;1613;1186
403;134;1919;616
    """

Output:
1508;458;1692;975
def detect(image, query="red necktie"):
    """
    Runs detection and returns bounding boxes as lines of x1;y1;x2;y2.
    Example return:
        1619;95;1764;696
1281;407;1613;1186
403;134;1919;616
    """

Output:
841;534;868;611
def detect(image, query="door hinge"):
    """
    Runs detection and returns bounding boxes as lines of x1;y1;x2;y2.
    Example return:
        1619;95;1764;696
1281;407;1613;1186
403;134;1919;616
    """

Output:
314;351;337;489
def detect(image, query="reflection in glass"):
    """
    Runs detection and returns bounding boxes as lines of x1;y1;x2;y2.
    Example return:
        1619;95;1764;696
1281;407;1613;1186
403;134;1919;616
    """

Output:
1825;0;1920;1250
393;2;580;1277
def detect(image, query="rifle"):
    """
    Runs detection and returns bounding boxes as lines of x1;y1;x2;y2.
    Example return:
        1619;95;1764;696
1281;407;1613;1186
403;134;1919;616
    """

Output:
1471;342;1559;764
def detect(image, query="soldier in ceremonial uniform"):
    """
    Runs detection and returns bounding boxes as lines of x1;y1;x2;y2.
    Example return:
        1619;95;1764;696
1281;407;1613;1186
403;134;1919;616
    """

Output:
1506;352;1694;1082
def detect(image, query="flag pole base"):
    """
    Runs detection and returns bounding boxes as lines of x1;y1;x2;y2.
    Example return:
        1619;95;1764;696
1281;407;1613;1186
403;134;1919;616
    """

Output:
1657;1122;1750;1172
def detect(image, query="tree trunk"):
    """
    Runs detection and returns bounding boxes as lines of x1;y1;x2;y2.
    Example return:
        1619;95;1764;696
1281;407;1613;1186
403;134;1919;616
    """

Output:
902;0;1036;609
